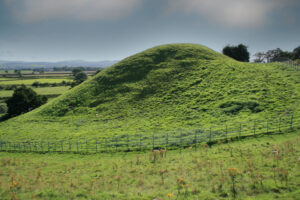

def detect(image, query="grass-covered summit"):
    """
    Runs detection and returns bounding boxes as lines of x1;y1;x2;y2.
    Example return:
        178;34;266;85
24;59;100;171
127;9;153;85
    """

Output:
0;44;299;140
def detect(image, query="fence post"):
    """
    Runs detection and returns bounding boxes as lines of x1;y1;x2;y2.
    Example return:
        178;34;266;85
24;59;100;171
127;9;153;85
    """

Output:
254;121;256;136
290;113;294;129
95;139;98;153
166;133;169;150
194;131;197;148
209;127;212;142
239;123;242;139
86;139;88;153
139;135;142;151
69;140;71;152
152;133;155;150
127;134;129;151
76;140;79;153
40;141;43;152
225;125;228;140
279;117;281;132
61;140;64;153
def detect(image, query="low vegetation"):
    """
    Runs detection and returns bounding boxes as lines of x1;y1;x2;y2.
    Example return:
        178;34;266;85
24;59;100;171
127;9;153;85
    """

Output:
0;130;299;199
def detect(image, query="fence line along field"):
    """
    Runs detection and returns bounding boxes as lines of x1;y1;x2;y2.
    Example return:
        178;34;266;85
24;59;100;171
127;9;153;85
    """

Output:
1;113;299;154
0;130;299;200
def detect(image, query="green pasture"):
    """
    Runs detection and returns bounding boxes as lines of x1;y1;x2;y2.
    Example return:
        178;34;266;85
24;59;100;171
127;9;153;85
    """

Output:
0;78;72;85
0;86;70;98
0;130;299;200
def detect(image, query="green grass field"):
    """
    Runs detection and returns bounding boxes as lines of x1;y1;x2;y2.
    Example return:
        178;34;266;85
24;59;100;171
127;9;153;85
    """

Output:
0;44;300;200
0;130;299;200
0;78;72;85
0;86;70;98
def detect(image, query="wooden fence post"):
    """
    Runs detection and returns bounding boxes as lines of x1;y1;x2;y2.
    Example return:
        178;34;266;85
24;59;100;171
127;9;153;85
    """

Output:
86;139;88;153
152;133;155;150
68;140;71;152
194;131;197;148
239;123;242;139
279;117;281;132
209;127;212;142
61;140;64;153
76;140;79;153
290;114;294;129
127;134;129;151
166;133;169;149
225;125;228;140
139;135;142;150
95;139;98;153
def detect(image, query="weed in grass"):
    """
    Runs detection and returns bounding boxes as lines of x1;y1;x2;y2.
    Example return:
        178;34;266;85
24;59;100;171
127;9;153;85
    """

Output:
228;167;240;198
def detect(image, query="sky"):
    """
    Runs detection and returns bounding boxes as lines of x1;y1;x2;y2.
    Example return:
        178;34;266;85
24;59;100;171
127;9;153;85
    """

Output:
0;0;300;62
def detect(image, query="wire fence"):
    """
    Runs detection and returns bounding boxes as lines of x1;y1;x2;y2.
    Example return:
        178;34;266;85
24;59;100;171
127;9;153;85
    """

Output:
282;61;300;71
0;113;299;154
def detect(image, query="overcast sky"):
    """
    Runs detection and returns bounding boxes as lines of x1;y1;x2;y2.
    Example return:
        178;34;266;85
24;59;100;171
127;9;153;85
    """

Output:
0;0;300;62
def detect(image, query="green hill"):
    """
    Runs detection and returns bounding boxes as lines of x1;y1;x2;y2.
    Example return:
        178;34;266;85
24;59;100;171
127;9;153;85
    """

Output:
0;44;299;140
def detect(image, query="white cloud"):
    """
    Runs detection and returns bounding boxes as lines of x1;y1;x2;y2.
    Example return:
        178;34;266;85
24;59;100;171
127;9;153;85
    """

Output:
5;0;142;22
167;0;299;28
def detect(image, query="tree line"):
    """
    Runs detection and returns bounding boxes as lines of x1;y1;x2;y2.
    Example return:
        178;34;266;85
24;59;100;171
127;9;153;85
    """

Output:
222;44;300;63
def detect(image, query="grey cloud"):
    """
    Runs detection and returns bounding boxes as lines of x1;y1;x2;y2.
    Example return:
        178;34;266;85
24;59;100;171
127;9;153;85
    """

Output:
167;0;299;28
5;0;143;22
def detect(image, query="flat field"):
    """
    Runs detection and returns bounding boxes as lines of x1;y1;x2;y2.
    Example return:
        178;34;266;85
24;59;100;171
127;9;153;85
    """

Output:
0;78;72;85
0;130;299;200
0;86;70;98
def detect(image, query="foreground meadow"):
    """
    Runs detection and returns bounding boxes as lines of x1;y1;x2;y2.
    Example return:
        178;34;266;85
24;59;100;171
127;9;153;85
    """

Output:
0;130;299;200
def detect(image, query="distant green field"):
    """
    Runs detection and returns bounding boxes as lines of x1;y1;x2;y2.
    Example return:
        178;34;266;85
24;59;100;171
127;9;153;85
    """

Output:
0;86;70;98
0;78;71;85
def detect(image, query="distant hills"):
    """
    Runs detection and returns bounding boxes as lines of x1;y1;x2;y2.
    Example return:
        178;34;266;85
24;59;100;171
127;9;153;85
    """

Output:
0;60;118;69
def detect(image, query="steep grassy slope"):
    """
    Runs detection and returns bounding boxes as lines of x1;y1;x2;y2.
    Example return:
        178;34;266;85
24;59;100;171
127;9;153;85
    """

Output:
0;44;299;140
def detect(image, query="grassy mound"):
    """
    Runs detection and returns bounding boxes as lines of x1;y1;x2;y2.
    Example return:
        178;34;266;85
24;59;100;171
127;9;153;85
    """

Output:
0;44;299;140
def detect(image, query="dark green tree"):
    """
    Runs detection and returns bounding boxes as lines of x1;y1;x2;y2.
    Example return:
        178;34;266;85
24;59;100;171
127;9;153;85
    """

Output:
5;86;47;117
293;46;300;60
222;44;250;62
72;68;82;76
72;71;88;87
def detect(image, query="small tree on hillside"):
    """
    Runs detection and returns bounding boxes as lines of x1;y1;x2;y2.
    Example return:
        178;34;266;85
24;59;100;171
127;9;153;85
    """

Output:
222;44;250;62
5;86;47;117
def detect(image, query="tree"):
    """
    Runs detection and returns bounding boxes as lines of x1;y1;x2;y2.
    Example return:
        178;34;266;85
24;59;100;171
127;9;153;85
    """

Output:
72;68;82;76
72;71;88;87
222;44;250;62
293;46;300;60
254;52;265;63
5;86;47;117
